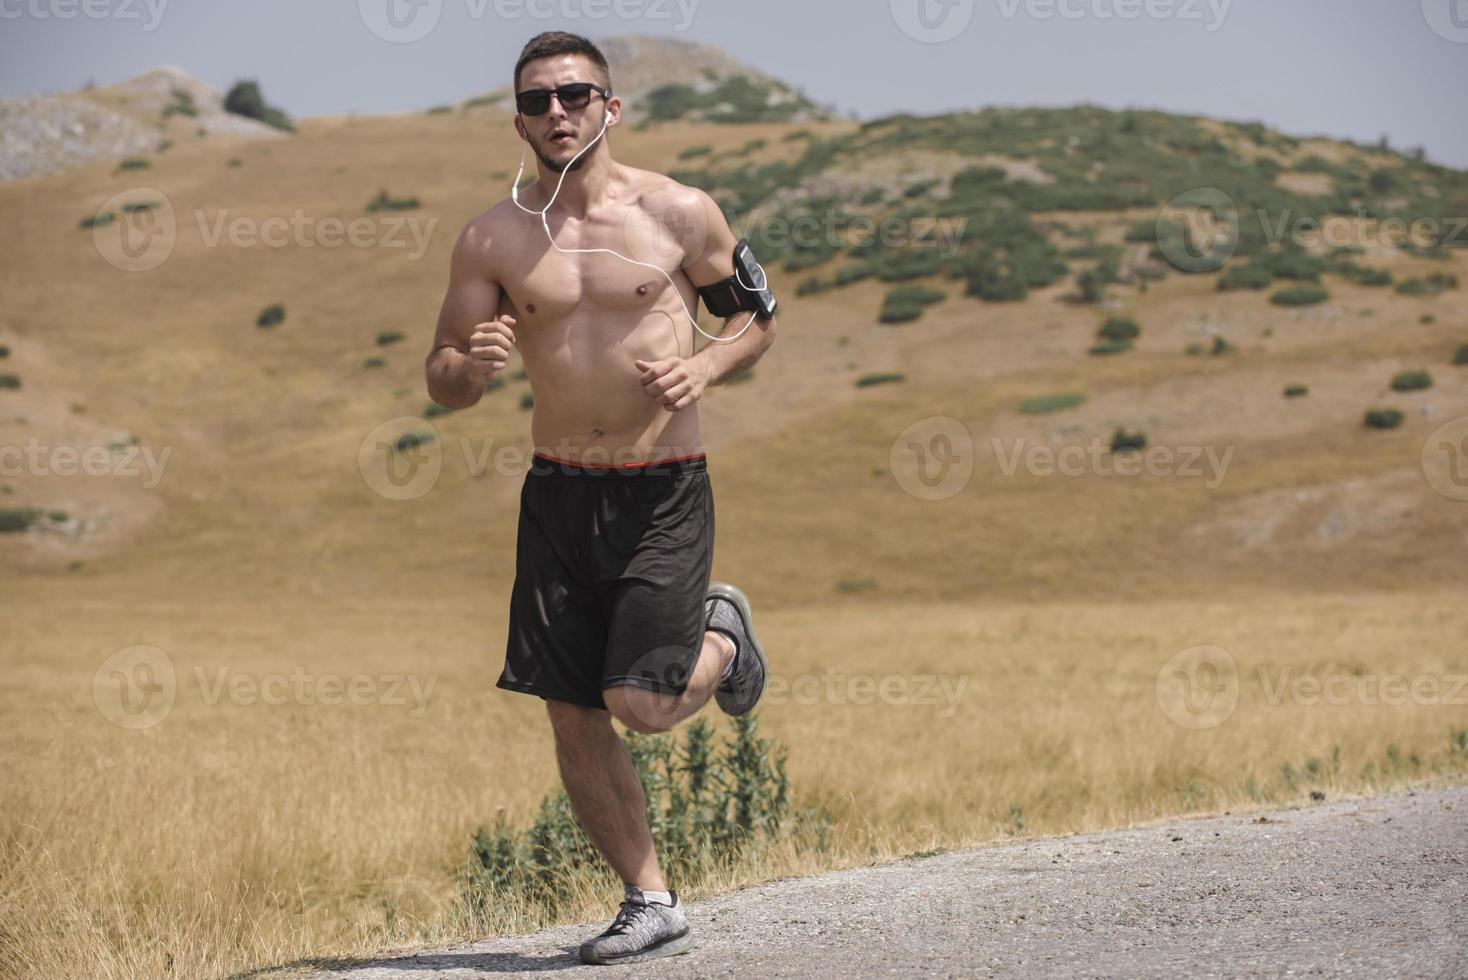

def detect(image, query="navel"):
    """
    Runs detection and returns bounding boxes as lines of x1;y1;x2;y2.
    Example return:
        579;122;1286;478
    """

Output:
526;303;537;314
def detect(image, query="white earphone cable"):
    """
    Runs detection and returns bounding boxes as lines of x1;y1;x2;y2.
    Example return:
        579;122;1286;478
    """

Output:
510;108;765;349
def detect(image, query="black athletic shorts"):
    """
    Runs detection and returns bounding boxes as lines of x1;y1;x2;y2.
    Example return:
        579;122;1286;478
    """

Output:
497;451;715;710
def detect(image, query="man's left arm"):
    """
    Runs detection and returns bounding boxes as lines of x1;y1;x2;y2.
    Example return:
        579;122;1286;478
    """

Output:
635;189;777;412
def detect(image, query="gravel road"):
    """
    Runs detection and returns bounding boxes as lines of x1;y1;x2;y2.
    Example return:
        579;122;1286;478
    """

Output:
311;785;1467;978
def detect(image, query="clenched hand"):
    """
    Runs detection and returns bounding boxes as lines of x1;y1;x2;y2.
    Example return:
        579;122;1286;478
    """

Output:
468;316;516;384
635;356;709;412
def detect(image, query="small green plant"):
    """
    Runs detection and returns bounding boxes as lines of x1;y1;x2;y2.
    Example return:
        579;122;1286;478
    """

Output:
879;285;946;323
162;87;199;118
426;105;452;115
1097;316;1139;342
1363;408;1403;430
0;508;40;533
1184;342;1205;356
678;145;713;160
855;372;905;387
1019;392;1086;415
395;432;435;452
1390;370;1431;392
224;80;295;132
424;402;456;419
520;392;534;410
256;304;286;328
377;331;406;346
1283;384;1309;398
0;374;20;390
363;357;386;369
836;578;877;593
1089;339;1131;356
1420;314;1435;325
1453;344;1468;366
0;345;8;359
1270;286;1329;306
366;190;421;212
1217;263;1273;291
796;277;832;297
1110;428;1147;453
116;158;150;171
121;201;158;214
461;716;808;923
1211;335;1235;356
80;213;115;229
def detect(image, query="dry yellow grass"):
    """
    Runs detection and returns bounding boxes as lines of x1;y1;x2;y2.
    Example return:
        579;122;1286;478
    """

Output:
2;107;1467;979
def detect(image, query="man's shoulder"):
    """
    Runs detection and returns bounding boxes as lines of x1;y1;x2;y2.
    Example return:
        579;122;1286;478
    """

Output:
453;196;529;254
623;165;712;212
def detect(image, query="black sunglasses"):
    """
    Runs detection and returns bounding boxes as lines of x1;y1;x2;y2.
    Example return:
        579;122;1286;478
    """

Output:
515;83;611;117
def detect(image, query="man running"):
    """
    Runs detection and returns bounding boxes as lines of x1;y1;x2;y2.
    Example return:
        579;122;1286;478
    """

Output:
424;32;778;965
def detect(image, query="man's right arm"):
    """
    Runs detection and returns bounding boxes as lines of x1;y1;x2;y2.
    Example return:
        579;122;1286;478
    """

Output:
425;221;516;410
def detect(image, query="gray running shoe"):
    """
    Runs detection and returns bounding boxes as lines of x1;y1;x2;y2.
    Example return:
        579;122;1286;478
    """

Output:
706;582;767;716
578;885;693;965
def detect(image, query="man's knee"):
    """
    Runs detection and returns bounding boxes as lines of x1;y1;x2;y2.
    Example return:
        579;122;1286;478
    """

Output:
545;698;612;741
602;685;678;735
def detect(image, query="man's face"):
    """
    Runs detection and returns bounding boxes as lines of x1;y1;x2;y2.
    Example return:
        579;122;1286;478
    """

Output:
515;54;617;175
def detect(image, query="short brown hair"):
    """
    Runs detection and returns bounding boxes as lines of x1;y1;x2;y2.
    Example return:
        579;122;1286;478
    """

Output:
513;32;612;93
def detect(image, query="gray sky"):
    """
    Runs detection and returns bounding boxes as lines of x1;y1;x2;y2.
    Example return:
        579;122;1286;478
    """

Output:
2;0;1466;166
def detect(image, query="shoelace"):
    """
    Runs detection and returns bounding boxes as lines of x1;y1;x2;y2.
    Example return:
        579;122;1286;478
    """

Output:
606;899;659;936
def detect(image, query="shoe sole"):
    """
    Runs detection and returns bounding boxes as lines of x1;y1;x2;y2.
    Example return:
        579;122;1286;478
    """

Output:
579;928;695;965
709;581;767;716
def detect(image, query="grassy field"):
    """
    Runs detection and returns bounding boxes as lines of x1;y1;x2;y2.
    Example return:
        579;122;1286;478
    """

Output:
2;99;1467;979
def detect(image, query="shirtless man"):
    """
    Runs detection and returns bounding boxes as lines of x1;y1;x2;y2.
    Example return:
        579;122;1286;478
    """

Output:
424;32;777;965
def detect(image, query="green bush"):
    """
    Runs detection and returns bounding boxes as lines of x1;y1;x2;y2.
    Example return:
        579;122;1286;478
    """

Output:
461;716;812;922
117;158;149;171
256;304;285;328
1270;286;1329;306
520;392;535;410
224;80;295;132
1110;428;1147;453
1097;317;1139;342
162;87;198;118
1395;274;1457;297
833;264;871;287
878;302;924;324
0;374;21;389
1089;340;1131;356
1453;344;1468;366
80;213;115;229
836;578;878;593
363;357;385;369
678;145;713;160
0;508;40;533
1283;384;1309;398
1217;263;1274;291
395;432;435;452
1019;392;1086;415
1390;370;1432;392
0;345;8;359
880;285;946;322
1421;315;1435;325
424;402;456;418
796;277;832;297
1363;409;1403;430
367;190;420;212
1211;335;1235;356
377;331;405;346
855;372;905;387
1331;261;1393;286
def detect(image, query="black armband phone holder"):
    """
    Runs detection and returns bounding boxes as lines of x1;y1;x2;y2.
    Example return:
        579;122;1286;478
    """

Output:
695;239;777;321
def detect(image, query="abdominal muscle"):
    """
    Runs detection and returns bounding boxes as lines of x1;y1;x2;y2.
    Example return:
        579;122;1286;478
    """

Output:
518;293;705;466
